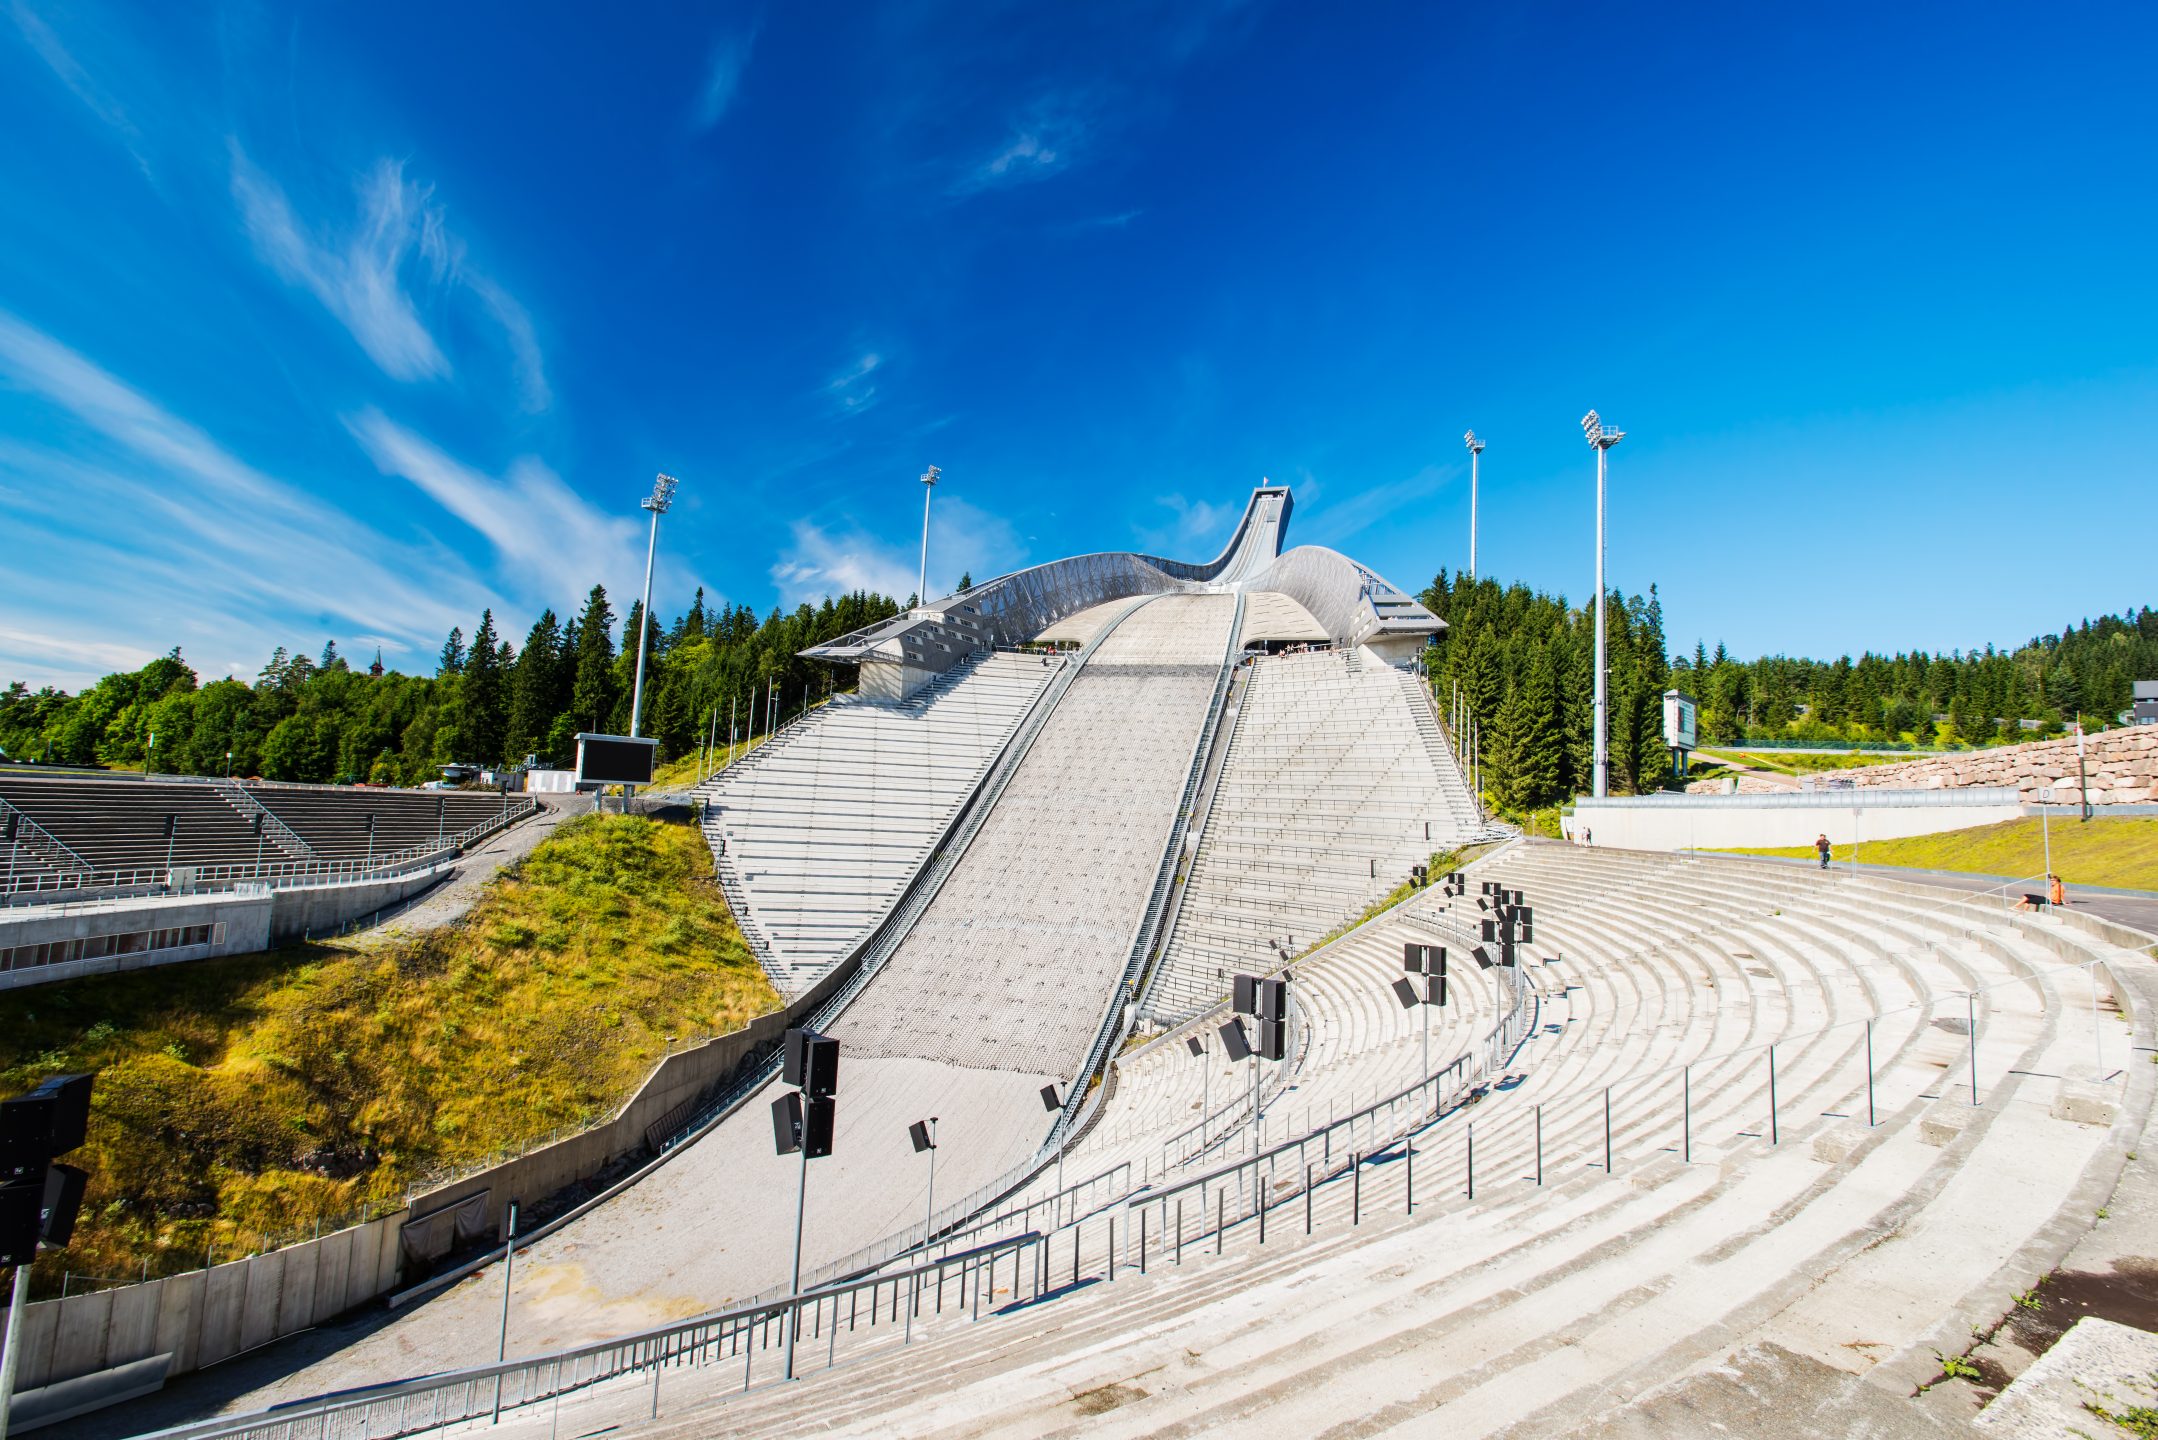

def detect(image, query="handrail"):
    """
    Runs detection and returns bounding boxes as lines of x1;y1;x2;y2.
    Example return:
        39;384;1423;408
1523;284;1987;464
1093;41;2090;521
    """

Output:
0;793;93;874
211;779;319;860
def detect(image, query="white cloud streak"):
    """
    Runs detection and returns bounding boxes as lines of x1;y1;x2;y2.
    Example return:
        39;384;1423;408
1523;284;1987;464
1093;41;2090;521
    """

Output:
0;309;501;687
229;145;551;409
345;408;647;611
954;94;1093;195
694;27;758;130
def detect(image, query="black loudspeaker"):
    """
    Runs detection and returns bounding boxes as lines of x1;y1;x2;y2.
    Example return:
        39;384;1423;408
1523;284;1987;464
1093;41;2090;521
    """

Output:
1392;976;1418;1009
1040;1084;1063;1111
1472;944;1496;970
1258;977;1287;1022
771;1092;803;1155
39;1163;87;1247
1521;917;1536;943
31;1074;92;1156
1258;1018;1288;1062
802;1096;836;1158
1219;1018;1253;1063
1232;973;1260;1015
0;1182;39;1268
1403;942;1422;973
1427;971;1448;1007
784;1030;839;1098
1481;919;1497;942
908;1120;934;1153
1185;1035;1204;1057
0;1097;54;1182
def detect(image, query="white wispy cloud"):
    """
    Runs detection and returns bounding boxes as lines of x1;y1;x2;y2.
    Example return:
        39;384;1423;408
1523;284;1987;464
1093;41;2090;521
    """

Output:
1136;493;1237;558
954;94;1093;195
824;350;884;414
1294;464;1452;549
694;26;758;130
231;147;452;382
229;145;551;408
0;309;499;686
771;496;1024;605
345;409;648;610
9;0;152;176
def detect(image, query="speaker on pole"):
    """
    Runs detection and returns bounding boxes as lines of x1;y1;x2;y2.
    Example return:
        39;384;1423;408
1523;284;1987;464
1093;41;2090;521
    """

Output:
1219;1018;1253;1063
771;1091;803;1156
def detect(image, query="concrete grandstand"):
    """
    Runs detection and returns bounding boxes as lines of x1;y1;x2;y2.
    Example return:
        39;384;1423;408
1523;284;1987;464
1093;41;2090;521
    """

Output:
15;485;2154;1440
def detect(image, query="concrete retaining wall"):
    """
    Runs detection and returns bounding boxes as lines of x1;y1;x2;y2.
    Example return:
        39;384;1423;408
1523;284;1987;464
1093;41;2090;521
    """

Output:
1564;788;2024;852
0;861;455;991
0;1213;403;1394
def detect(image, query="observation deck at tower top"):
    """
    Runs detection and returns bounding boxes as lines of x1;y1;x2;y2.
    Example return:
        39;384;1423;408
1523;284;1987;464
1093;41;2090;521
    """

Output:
798;484;1444;698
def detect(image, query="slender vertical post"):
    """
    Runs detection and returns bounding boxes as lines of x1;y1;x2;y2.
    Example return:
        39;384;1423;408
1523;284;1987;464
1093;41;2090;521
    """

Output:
629;476;677;738
1866;1017;1876;1126
917;466;939;606
1683;1066;1691;1163
491;1201;519;1422
1352;1152;1362;1225
784;1137;809;1380
1603;1086;1613;1171
1465;1122;1474;1200
1305;1166;1313;1235
0;1262;27;1440
1593;441;1608;798
1535;1103;1543;1186
1769;1046;1779;1144
1968;992;1980;1105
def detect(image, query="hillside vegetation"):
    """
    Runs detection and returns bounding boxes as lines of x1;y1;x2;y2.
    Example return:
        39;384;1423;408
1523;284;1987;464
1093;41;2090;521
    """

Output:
0;813;779;1294
1719;815;2158;892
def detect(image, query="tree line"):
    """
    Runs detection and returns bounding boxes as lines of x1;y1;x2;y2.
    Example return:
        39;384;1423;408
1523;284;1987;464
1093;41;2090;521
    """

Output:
1423;567;2155;817
0;585;903;785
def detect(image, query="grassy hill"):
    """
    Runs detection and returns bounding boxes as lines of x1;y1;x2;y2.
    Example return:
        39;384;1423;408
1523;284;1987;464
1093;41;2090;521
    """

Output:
0;813;778;1293
1717;814;2158;892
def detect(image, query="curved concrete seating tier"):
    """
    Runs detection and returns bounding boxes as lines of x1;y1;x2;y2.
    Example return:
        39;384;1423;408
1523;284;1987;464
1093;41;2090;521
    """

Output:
496;842;2148;1440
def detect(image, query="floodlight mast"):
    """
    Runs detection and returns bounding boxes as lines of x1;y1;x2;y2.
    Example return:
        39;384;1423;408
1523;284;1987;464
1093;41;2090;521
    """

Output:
914;468;940;613
1463;430;1486;579
1581;413;1624;799
629;473;679;740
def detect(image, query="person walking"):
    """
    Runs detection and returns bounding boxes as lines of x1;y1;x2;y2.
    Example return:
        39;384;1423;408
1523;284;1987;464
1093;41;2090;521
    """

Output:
1815;833;1832;870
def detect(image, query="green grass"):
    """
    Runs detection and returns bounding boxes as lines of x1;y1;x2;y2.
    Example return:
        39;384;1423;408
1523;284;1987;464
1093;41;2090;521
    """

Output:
1695;749;1912;776
1715;815;2158;892
0;813;779;1294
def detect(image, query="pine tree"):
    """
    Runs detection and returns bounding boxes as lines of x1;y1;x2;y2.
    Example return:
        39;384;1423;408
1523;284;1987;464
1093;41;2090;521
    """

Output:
1498;646;1565;810
438;628;466;676
571;586;617;732
507;610;562;762
319;640;344;671
463;610;509;765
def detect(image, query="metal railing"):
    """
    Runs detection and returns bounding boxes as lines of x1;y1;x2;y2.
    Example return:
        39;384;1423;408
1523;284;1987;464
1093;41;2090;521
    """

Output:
0;793;92;875
0;799;538;907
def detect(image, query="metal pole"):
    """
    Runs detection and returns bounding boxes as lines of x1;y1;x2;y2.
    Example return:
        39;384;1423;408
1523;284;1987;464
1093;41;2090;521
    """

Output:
492;1201;519;1423
1250;1058;1260;1160
630;503;660;738
784;1138;809;1380
0;1262;26;1440
1593;440;1608;799
1603;1086;1612;1171
1535;1103;1543;1186
1968;992;1980;1106
1465;1122;1473;1201
1769;1046;1779;1144
1469;441;1479;578
2077;721;2091;822
2042;803;2052;878
1866;1017;1876;1126
917;467;938;607
923;1123;938;1251
1683;1066;1691;1163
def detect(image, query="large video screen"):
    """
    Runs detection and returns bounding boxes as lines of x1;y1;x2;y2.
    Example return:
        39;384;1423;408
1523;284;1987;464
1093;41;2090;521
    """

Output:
575;733;658;787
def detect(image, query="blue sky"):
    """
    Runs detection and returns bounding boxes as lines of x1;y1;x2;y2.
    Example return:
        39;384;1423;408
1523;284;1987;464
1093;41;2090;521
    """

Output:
3;2;2154;690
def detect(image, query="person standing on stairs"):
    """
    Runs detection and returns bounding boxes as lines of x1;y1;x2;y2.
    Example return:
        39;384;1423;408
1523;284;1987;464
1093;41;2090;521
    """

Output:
1815;833;1832;870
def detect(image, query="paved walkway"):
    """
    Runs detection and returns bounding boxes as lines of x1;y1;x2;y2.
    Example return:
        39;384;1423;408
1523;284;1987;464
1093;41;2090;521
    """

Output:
338;801;571;949
1737;853;2158;941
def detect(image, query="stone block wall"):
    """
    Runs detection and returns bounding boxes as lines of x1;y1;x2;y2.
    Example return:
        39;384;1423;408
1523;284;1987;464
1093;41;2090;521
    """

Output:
1812;725;2158;806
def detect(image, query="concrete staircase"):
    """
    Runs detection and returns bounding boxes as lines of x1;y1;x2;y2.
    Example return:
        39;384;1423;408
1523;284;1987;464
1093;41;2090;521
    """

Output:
467;843;2148;1440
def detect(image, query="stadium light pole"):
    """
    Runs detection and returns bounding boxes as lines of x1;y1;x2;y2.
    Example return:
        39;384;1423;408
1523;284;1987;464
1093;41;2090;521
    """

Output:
1582;411;1626;799
916;465;940;609
1463;431;1486;579
629;474;679;740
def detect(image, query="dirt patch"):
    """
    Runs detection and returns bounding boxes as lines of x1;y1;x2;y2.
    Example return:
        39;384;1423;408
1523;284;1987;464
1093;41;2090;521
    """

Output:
2008;1258;2158;1357
1071;1381;1148;1415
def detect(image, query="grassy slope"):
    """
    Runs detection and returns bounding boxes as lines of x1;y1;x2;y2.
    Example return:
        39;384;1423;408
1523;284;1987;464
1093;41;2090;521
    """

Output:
1717;815;2158;891
0;814;779;1290
1694;749;1911;775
